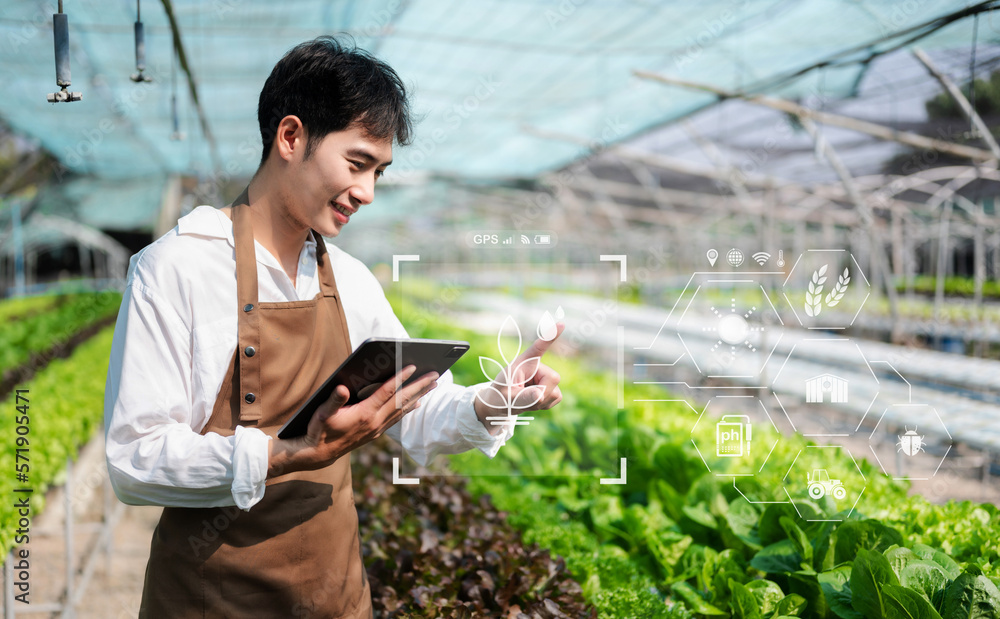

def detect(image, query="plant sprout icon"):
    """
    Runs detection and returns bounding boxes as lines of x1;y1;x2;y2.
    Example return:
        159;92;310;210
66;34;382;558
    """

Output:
703;298;764;364
475;308;563;428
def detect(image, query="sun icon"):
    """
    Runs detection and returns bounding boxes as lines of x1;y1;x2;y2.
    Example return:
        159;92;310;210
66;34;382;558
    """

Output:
703;298;765;362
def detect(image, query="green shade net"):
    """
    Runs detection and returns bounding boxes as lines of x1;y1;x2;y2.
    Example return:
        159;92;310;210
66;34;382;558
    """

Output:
0;0;995;182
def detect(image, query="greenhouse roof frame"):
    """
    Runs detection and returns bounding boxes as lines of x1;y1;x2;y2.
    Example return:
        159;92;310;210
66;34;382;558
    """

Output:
0;0;998;184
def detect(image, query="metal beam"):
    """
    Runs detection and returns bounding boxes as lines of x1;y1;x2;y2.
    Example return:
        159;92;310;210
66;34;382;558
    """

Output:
912;47;1000;159
633;70;997;163
521;124;940;222
565;174;858;226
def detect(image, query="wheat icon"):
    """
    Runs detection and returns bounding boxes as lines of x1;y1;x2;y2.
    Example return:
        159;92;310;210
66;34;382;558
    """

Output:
804;264;828;317
824;268;850;308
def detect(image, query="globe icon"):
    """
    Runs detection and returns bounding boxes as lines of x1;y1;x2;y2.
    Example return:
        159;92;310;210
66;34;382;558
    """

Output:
726;248;744;267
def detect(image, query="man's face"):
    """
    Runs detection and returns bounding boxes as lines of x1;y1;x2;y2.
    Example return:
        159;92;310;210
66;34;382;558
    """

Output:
285;122;393;238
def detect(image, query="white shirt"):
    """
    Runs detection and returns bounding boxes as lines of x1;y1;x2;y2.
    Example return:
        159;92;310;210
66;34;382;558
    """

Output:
104;205;512;511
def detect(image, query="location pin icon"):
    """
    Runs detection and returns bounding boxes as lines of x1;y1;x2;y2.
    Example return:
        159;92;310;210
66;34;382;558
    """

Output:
707;248;718;267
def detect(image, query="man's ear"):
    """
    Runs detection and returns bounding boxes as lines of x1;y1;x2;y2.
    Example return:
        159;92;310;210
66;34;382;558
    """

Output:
274;115;306;162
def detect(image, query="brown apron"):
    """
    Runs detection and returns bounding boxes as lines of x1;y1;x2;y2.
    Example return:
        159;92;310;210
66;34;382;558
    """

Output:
140;191;373;618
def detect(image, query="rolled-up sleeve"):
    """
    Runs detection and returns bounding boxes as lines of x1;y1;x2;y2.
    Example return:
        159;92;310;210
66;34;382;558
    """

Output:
104;267;270;511
383;373;515;466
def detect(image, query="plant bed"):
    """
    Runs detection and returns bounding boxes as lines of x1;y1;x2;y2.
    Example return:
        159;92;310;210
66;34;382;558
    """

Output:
392;291;1000;618
896;275;1000;300
0;292;122;386
0;326;115;553
0;294;61;323
353;444;597;618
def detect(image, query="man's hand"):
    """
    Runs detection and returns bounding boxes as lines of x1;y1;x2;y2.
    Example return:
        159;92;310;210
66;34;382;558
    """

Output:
474;323;564;434
267;365;439;477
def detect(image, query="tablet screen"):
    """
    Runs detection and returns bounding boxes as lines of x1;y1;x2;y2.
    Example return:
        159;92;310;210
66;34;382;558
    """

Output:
277;338;469;438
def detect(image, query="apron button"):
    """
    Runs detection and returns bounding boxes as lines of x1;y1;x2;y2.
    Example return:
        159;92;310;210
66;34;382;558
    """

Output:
244;393;256;404
243;303;254;312
244;346;256;357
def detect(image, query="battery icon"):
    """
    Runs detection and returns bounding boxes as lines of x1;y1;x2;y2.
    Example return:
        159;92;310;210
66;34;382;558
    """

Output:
716;415;751;457
534;234;551;245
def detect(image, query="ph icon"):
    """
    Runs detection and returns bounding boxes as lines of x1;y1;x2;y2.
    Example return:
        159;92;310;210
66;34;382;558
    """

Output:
716;415;751;457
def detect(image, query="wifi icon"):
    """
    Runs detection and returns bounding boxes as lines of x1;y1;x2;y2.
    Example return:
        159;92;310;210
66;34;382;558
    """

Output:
752;252;771;266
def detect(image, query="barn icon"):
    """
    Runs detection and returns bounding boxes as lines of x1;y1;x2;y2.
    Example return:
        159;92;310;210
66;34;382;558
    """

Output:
805;373;849;403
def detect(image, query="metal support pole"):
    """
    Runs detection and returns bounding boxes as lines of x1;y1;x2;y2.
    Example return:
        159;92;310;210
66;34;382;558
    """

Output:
103;473;113;570
63;456;73;618
4;552;13;619
798;116;902;340
11;202;25;297
891;209;904;280
983;449;991;503
934;201;953;349
992;230;1000;281
822;216;835;248
894;428;904;477
906;220;917;297
24;253;34;290
974;201;986;319
79;244;92;280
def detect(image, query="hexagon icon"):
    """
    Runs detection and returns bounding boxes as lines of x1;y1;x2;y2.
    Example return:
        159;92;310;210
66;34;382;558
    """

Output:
771;338;879;438
868;404;953;481
675;276;785;380
782;250;870;330
689;395;782;478
782;444;867;522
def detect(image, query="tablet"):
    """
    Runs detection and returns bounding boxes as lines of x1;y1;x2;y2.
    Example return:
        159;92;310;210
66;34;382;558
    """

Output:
277;338;470;439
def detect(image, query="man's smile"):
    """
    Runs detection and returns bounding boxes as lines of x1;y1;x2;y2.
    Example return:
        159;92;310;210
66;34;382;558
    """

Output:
331;201;354;222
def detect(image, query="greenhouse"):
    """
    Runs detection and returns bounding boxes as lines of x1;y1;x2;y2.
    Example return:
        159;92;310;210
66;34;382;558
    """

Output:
1;0;999;617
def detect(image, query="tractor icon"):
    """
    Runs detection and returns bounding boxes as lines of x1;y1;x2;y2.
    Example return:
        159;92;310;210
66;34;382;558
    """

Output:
807;469;847;500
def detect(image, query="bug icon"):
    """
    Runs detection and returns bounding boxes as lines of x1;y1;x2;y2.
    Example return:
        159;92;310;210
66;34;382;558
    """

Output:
897;426;925;456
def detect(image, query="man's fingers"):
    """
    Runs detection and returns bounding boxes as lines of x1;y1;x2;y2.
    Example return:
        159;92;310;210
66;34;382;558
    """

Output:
399;374;439;403
317;385;350;422
390;372;439;410
384;381;436;434
375;395;426;441
521;365;561;412
535;365;560;392
333;384;350;408
520;384;562;413
517;322;565;364
372;365;417;405
393;365;418;389
545;386;563;408
403;397;424;415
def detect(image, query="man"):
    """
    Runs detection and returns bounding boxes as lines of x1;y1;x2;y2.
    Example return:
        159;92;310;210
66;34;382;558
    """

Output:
104;37;562;618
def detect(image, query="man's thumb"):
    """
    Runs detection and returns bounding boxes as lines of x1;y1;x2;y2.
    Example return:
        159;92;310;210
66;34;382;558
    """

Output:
318;385;350;422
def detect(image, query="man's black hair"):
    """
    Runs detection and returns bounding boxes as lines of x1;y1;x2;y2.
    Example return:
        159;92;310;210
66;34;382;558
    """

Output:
257;36;412;166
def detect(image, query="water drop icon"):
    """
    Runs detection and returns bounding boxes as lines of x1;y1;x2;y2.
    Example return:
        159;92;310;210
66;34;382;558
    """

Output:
537;311;558;341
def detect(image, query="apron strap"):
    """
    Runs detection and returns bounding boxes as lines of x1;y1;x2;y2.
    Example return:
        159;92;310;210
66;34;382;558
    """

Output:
231;188;263;423
314;234;339;299
313;234;354;349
